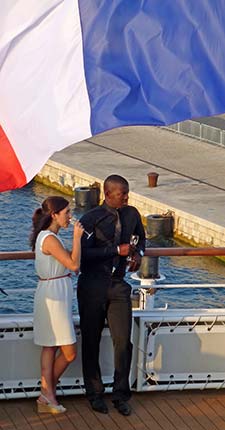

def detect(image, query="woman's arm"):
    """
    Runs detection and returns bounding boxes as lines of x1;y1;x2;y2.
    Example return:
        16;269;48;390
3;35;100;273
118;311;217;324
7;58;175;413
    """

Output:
42;222;83;272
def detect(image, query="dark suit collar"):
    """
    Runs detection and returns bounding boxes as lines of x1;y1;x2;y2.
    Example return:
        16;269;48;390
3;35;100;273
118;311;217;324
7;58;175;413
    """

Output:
102;201;120;215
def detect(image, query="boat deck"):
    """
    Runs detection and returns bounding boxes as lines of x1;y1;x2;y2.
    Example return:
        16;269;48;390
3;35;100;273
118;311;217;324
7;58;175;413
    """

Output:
1;390;225;430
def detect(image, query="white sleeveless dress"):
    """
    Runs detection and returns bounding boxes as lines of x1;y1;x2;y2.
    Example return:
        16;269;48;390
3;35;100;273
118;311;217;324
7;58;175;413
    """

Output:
33;230;76;346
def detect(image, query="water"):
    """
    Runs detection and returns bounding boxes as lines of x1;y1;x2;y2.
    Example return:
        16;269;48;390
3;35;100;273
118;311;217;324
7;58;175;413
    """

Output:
1;181;225;313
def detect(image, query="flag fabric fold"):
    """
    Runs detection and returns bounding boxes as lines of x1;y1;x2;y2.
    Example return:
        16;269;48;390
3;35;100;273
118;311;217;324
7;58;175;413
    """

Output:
1;0;225;191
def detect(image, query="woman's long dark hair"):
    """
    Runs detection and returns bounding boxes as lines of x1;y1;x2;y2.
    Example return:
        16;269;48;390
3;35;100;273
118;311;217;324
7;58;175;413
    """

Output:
30;196;69;251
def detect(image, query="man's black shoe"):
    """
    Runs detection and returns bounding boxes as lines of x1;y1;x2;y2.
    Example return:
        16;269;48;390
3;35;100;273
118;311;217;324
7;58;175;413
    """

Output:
90;397;108;414
113;400;131;416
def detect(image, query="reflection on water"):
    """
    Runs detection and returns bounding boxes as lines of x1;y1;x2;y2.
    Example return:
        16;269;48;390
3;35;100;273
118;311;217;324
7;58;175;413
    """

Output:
1;181;225;313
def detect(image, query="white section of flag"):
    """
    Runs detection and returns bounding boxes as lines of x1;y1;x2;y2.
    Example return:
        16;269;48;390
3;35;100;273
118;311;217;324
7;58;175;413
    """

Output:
0;0;91;182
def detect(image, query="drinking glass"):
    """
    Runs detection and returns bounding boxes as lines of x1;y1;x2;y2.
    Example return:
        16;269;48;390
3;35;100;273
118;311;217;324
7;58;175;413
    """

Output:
130;235;139;246
70;216;93;240
127;235;139;262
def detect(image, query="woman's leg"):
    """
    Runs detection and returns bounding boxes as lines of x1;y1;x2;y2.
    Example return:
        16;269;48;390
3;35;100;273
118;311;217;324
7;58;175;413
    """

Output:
39;344;76;403
39;346;58;404
53;343;77;392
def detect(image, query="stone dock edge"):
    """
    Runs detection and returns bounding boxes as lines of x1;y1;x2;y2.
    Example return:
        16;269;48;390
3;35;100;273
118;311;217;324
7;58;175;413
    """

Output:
35;159;225;258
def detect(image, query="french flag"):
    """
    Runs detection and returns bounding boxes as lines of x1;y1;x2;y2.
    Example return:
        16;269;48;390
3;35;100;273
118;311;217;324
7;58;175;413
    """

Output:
1;0;225;192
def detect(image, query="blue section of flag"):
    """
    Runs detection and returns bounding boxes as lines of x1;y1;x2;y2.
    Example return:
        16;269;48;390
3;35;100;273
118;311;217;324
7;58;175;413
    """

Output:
79;0;225;134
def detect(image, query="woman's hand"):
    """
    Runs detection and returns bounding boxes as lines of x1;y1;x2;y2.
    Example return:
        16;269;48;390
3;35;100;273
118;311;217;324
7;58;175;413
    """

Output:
73;220;84;238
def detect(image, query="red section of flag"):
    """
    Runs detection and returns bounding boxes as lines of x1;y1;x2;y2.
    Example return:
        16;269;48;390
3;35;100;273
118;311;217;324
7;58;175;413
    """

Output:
0;126;27;192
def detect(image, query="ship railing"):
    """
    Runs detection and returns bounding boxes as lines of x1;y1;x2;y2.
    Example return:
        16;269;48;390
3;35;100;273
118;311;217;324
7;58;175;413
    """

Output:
1;247;225;397
2;246;225;259
1;247;225;295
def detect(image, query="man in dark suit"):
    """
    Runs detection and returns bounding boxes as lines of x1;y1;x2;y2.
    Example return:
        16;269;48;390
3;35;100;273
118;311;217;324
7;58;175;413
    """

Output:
77;174;145;415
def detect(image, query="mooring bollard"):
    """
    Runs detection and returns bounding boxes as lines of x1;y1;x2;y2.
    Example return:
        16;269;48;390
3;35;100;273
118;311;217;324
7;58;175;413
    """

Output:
74;186;100;209
138;255;160;279
147;172;159;187
146;213;174;239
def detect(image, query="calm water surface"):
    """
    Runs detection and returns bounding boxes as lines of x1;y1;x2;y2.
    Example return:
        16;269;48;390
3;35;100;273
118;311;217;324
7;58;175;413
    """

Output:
1;181;225;313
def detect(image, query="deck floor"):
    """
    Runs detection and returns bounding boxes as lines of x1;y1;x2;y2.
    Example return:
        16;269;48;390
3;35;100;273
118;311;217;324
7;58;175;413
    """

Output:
1;390;225;430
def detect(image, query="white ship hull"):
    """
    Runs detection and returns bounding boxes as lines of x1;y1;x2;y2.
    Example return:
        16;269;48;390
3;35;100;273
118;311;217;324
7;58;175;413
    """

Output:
1;304;225;399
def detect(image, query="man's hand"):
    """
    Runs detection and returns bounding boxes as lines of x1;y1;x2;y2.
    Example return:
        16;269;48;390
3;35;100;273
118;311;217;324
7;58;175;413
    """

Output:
117;244;130;256
127;252;142;272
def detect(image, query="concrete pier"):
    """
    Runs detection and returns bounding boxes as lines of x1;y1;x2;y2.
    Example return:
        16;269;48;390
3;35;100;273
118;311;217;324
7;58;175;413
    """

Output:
36;122;225;248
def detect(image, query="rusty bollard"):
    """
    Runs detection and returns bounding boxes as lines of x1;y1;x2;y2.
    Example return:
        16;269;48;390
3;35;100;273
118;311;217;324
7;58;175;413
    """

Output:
147;172;159;187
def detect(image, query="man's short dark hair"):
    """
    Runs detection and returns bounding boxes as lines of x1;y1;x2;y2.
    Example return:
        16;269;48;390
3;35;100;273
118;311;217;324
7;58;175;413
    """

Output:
104;175;128;189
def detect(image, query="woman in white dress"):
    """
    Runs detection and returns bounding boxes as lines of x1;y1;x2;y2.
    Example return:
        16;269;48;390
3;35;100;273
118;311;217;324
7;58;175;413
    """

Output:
30;196;84;414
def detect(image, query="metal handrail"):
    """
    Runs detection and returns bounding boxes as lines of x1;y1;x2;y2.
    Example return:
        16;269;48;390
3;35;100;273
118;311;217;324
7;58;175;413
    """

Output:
1;248;225;297
145;247;225;256
1;247;225;260
165;119;225;148
0;251;35;260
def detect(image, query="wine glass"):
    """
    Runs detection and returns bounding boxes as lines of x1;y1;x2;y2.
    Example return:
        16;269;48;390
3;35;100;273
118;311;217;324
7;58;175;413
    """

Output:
70;216;93;240
130;235;139;246
127;235;139;262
